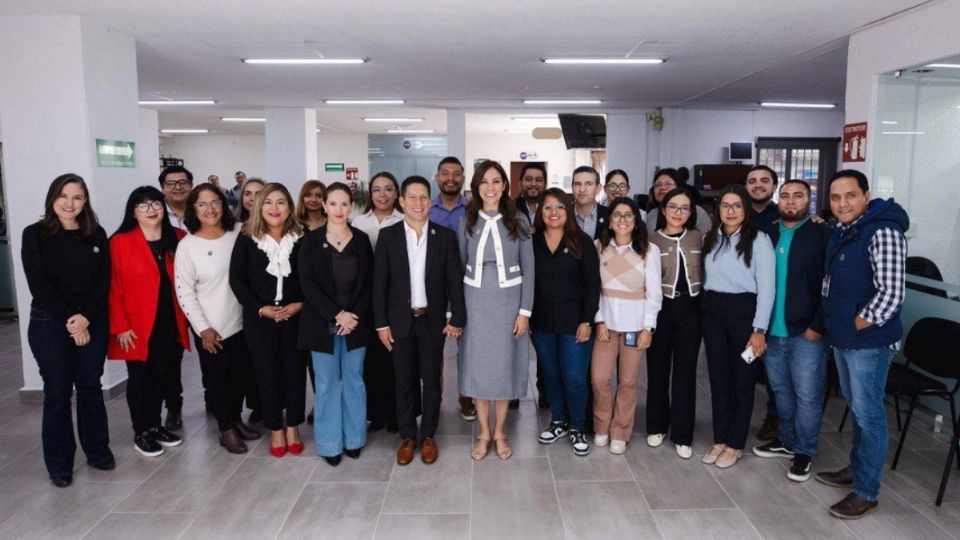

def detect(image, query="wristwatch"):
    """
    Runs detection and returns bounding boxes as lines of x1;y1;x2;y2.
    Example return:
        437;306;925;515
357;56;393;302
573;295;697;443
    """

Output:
753;327;766;335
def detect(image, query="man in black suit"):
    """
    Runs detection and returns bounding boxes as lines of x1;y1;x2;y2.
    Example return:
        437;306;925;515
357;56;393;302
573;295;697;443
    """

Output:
572;165;608;240
374;176;466;465
515;163;546;225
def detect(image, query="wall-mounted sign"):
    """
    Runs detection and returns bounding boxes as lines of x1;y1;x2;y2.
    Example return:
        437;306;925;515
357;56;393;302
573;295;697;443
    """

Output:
520;151;538;160
842;122;867;162
96;139;136;167
346;167;358;181
325;162;345;172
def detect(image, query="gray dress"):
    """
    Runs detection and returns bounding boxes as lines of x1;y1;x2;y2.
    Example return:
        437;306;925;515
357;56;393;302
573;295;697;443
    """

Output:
458;213;534;400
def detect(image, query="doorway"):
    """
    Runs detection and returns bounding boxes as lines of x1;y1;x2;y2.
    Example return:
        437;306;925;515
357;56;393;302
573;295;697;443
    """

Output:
755;137;840;216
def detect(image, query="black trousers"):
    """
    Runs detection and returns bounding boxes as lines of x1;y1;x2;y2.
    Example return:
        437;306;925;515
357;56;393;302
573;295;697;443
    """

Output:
701;291;761;450
392;316;444;440
646;294;701;446
162;347;184;412
364;336;396;427
195;332;251;431
126;338;183;435
27;309;112;478
243;315;305;431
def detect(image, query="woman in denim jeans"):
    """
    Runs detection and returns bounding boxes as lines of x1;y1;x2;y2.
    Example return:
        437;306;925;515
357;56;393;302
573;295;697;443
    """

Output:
21;174;114;488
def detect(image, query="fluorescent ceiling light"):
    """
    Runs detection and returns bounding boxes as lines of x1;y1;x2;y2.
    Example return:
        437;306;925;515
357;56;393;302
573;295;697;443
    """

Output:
760;102;835;109
363;117;424;123
511;116;557;121
925;63;960;69
386;129;435;134
242;58;365;65
139;99;216;105
881;131;925;135
543;57;664;65
881;121;899;125
325;99;405;105
221;117;265;123
522;99;602;105
505;129;531;133
161;129;209;134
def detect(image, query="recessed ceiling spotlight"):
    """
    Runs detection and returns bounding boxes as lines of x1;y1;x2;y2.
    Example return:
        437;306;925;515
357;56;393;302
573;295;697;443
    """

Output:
160;129;209;134
386;129;435;134
925;63;960;69
242;58;366;65
760;102;836;109
221;117;266;122
139;100;216;105
543;58;664;65
325;99;405;105
363;117;424;123
522;99;602;105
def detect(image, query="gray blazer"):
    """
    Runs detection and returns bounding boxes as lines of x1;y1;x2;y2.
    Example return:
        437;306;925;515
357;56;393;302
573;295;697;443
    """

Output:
458;213;535;316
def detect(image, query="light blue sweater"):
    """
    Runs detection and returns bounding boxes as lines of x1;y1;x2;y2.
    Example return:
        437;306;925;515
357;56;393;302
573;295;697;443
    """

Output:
703;229;775;331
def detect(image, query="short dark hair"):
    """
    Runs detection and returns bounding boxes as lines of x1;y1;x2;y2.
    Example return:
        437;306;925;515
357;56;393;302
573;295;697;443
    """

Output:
605;169;629;185
159;165;194;186
780;179;812;197
437;156;463;171
747;165;778;184
829;169;869;193
401;175;431;196
653;168;685;185
184;183;236;234
572;166;600;184
520;163;547;180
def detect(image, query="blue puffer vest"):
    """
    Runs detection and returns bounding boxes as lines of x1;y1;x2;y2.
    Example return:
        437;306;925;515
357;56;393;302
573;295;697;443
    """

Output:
822;198;909;349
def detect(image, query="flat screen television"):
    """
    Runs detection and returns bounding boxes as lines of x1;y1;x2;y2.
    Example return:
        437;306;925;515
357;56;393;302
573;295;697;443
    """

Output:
729;142;753;161
558;114;606;149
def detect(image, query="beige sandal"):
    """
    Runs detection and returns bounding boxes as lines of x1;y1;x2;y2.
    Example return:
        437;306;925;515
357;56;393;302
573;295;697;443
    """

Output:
702;443;726;465
493;436;512;460
471;437;490;461
715;448;742;469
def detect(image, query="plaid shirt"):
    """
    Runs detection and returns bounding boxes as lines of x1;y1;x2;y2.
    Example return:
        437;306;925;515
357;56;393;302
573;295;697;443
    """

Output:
840;216;908;348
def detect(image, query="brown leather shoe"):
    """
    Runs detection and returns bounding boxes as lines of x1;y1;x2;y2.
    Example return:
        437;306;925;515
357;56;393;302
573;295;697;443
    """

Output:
234;422;262;441
421;437;439;464
757;415;779;441
459;396;476;421
219;428;248;454
396;439;416;465
829;492;878;519
815;468;855;487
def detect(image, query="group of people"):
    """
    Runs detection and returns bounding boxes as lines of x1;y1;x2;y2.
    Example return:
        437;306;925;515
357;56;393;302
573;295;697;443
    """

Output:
22;154;907;520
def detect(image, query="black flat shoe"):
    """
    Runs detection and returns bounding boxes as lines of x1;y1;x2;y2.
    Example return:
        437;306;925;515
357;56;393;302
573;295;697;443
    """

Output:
50;475;72;488
307;410;315;424
367;419;385;433
345;447;363;459
89;456;116;471
386;421;399;434
165;409;183;431
234;422;262;441
324;454;342;466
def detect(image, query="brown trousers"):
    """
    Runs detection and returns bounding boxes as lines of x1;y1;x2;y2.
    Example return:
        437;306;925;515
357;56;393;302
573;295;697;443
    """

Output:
591;330;643;441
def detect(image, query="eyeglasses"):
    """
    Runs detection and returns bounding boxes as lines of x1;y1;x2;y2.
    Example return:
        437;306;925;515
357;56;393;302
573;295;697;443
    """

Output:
666;204;692;215
370;186;396;195
163;180;192;189
196;200;223;210
719;202;744;212
541;203;565;212
606;182;629;192
610;211;636;221
653;180;676;189
135;201;164;212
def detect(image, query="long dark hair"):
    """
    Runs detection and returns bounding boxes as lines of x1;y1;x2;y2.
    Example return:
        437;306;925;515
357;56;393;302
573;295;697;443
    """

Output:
184;183;236;234
363;171;402;213
598;197;649;258
647;168;686;210
114;186;180;253
464;160;527;240
39;173;100;239
533;188;582;259
655;186;699;231
703;184;759;267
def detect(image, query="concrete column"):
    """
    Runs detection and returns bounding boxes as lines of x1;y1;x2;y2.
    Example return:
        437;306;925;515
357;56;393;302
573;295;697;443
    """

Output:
0;16;144;399
446;109;467;163
605;112;649;195
139;108;161;185
265;107;318;194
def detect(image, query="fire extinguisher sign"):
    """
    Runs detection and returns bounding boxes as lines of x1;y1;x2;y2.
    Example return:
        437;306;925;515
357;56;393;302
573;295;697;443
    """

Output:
842;122;867;162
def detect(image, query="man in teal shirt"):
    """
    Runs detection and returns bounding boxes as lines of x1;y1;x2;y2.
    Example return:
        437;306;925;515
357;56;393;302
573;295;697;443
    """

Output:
752;180;831;484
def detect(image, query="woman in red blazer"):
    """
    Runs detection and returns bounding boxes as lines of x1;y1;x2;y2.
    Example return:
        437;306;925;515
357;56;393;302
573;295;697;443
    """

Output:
108;186;190;458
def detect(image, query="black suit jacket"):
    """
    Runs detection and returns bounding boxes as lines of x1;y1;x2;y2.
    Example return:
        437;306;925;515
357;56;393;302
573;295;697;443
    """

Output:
373;220;466;338
587;203;609;240
297;225;373;353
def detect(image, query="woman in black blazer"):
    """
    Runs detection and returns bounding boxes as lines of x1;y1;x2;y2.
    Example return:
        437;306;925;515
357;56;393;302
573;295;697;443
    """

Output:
299;182;374;466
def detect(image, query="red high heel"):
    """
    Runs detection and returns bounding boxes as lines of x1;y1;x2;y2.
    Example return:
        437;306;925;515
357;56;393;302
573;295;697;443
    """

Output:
287;442;304;455
269;445;287;458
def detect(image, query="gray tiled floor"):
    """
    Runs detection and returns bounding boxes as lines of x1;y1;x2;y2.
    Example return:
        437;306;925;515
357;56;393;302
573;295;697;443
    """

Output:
0;319;958;539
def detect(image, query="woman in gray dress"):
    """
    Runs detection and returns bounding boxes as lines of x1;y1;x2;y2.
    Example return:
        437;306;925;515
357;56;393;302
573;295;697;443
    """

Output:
458;160;534;461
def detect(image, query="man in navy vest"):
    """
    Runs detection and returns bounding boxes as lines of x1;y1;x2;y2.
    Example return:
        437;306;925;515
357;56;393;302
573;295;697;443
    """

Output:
815;170;908;520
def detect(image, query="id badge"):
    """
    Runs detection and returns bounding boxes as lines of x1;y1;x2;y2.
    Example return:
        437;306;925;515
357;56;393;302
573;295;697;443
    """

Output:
821;275;831;298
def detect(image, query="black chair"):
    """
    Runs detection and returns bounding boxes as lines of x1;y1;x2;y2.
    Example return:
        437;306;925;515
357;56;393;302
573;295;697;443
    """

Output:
906;256;947;298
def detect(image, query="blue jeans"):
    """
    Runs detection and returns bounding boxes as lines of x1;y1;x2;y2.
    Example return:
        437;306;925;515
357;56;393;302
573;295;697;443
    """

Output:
764;334;827;457
311;337;367;457
530;332;591;430
833;346;892;501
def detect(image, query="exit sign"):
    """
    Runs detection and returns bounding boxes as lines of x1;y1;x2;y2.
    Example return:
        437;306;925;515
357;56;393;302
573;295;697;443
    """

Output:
325;162;345;172
96;139;136;167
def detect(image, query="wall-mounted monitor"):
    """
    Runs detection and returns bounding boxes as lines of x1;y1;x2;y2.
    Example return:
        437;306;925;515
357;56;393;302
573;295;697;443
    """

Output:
729;142;753;161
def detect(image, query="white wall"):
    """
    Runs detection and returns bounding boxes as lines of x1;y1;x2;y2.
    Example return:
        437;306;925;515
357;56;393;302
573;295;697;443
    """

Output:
315;134;369;185
464;132;577;189
138;108;160;186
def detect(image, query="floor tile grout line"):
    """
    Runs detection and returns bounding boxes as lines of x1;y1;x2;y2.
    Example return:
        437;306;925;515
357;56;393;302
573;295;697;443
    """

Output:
176;439;258;540
271;481;309;540
544;436;572;539
371;444;400;540
621;449;667;539
708;468;765;539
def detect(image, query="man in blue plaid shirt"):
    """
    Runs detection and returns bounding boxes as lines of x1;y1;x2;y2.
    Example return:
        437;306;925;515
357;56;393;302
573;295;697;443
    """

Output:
815;169;909;520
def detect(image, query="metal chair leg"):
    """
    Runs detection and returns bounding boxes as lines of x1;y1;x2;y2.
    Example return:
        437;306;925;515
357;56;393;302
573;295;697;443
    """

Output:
894;395;903;431
838;405;849;432
937;421;960;506
951;399;960;471
891;395;917;470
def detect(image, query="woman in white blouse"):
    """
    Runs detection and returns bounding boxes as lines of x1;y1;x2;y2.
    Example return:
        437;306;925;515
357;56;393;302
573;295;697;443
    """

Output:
351;172;403;247
591;197;663;455
175;184;262;453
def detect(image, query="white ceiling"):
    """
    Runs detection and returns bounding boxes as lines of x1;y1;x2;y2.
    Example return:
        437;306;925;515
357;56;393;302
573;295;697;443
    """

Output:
1;0;932;134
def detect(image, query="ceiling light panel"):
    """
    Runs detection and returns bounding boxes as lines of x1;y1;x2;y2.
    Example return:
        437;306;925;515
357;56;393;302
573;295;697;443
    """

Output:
522;99;602;105
161;129;209;134
543;58;664;65
221;117;266;122
139;100;216;105
325;99;405;105
760;102;835;109
242;58;366;65
363;117;424;123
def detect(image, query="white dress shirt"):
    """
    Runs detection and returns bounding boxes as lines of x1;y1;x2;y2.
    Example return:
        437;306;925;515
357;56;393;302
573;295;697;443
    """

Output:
404;220;429;309
351;209;404;250
167;203;188;232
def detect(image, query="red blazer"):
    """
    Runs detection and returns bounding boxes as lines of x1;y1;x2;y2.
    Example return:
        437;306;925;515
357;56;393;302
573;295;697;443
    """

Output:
107;227;190;360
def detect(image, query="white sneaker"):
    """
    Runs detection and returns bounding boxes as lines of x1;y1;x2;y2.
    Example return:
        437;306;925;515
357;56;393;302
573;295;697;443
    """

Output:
675;444;693;459
594;434;609;447
646;433;666;448
609;440;627;455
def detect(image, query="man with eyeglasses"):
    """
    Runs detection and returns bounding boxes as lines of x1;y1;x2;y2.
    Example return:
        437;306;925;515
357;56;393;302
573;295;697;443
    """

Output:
426;156;477;422
159;165;193;233
571;166;607;240
515;163;546;225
